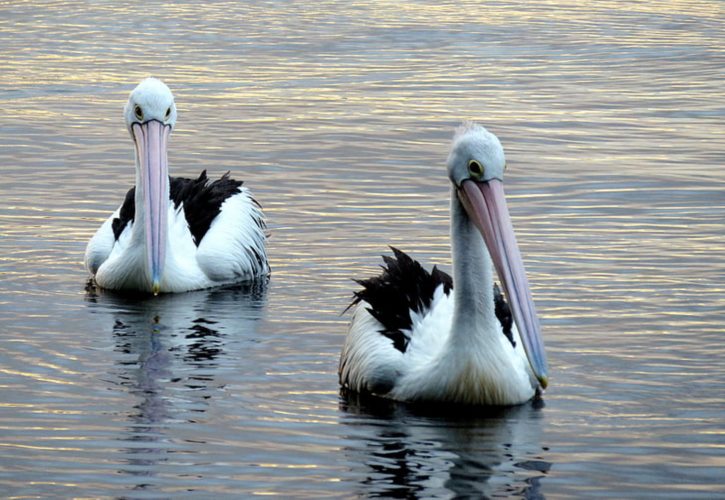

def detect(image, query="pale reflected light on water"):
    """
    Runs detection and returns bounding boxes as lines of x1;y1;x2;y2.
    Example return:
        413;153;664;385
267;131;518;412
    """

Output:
0;0;723;497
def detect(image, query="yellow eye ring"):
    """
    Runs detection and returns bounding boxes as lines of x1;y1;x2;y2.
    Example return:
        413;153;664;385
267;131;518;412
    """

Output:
468;159;484;179
134;105;143;121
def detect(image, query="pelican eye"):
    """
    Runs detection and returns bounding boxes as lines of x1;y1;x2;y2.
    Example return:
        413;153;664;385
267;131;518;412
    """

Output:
165;106;172;120
133;105;143;121
468;160;484;179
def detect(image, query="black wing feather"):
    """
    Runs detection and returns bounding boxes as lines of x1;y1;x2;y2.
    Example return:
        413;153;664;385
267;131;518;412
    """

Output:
494;283;515;347
348;247;452;353
112;187;136;240
111;170;247;245
348;247;515;353
170;170;243;245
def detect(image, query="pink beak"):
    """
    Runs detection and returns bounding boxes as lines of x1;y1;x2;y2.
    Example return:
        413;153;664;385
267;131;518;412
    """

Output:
459;178;548;388
131;120;171;294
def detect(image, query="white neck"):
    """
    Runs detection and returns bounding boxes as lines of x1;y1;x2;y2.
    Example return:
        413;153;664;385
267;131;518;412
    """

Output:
449;186;497;347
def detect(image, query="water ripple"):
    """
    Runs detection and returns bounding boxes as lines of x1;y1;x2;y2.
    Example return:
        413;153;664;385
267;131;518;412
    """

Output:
0;0;723;497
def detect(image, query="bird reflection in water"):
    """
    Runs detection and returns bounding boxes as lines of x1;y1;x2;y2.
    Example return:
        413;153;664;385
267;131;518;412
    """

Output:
84;280;268;492
340;391;551;498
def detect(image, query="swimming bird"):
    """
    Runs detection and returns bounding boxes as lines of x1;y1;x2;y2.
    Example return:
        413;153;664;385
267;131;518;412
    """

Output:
339;123;548;406
85;78;268;294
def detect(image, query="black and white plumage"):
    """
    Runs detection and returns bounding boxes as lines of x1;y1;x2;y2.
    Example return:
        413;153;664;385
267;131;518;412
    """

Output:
85;78;268;294
339;123;548;406
346;248;515;355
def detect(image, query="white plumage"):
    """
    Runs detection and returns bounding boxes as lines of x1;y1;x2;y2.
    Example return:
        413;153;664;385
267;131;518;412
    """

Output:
343;290;535;405
86;187;267;292
85;78;268;294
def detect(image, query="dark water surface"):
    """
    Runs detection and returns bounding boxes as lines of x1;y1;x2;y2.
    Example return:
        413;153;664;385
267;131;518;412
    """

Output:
1;1;723;497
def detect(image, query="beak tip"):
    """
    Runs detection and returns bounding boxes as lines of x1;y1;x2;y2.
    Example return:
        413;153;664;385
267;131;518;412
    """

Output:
152;281;161;296
538;374;549;390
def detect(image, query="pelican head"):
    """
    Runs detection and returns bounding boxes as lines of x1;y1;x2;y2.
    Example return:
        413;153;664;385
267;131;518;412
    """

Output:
124;77;177;132
447;122;548;389
124;78;177;294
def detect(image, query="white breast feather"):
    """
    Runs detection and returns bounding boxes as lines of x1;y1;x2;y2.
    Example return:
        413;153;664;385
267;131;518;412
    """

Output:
342;283;536;405
86;187;269;293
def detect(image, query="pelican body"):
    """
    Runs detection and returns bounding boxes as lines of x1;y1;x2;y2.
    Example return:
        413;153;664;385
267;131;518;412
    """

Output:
85;78;268;294
339;123;548;406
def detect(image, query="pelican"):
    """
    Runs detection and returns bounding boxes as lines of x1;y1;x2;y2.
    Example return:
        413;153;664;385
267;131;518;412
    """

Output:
85;78;269;294
339;123;548;406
